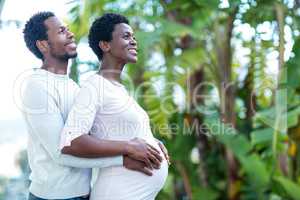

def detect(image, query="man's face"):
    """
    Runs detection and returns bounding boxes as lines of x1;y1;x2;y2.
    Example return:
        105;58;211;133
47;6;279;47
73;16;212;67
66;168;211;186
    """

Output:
44;16;77;60
109;23;138;63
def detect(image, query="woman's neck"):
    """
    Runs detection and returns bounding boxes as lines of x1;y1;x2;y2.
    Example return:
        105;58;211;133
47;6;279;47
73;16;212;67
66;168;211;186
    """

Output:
99;57;125;82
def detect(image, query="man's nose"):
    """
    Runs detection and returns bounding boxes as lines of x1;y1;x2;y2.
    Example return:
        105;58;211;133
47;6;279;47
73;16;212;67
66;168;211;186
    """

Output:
67;30;74;39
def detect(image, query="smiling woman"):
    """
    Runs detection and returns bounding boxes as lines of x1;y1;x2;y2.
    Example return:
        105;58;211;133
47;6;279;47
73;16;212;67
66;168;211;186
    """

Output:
59;13;168;200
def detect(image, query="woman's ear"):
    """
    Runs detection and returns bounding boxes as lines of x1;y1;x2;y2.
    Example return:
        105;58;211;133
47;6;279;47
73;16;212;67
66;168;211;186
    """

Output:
99;41;110;53
36;40;49;54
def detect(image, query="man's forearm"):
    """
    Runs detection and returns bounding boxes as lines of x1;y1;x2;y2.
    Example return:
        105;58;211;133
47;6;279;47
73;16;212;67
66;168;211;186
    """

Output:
61;134;129;158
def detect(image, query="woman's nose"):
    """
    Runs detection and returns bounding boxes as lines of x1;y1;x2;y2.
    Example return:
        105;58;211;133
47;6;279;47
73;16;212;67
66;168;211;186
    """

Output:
130;38;137;46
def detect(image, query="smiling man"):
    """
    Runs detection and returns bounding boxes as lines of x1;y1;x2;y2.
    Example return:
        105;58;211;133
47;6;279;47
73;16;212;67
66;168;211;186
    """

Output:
22;11;166;200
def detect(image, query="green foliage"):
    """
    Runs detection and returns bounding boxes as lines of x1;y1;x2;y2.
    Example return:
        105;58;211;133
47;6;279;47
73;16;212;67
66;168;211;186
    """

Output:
251;128;274;146
67;0;300;199
192;186;219;200
273;176;300;200
205;114;270;191
286;37;300;90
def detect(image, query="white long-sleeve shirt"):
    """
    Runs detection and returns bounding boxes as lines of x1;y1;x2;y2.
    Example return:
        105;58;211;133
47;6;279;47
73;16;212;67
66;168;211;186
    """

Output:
59;74;168;200
21;69;123;199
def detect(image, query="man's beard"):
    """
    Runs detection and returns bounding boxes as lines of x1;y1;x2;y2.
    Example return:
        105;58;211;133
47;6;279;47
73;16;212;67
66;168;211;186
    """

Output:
51;51;77;61
47;41;77;61
60;52;77;60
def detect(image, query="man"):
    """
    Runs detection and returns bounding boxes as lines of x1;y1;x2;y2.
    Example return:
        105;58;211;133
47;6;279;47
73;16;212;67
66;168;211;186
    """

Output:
22;11;168;200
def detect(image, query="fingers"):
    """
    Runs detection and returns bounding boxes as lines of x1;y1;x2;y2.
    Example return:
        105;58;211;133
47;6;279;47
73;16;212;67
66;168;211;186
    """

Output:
124;156;153;176
147;153;161;169
147;143;160;154
147;144;163;162
140;167;153;176
143;157;153;170
158;142;170;165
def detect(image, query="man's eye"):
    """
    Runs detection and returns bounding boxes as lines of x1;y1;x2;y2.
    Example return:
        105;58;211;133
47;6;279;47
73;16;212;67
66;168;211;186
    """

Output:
59;27;67;34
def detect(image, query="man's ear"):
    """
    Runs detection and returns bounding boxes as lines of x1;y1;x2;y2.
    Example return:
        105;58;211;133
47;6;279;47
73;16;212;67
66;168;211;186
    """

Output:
36;40;49;54
99;41;110;53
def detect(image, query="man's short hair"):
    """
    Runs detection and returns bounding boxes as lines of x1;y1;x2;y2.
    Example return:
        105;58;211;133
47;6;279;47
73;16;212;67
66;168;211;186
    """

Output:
88;13;129;60
23;11;55;60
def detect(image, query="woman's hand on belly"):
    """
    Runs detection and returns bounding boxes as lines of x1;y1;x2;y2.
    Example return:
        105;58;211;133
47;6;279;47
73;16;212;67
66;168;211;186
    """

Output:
157;139;171;165
125;138;163;169
123;155;153;176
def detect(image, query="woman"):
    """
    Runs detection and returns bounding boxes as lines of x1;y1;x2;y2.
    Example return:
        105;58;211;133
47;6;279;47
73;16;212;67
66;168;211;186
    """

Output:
60;13;168;200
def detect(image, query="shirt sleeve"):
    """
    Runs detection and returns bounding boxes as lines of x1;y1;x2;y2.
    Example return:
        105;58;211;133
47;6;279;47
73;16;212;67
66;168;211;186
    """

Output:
60;78;102;149
22;80;123;168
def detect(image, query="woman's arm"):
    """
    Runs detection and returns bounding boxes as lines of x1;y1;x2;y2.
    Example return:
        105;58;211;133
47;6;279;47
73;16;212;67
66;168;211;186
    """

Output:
62;135;162;168
60;80;162;168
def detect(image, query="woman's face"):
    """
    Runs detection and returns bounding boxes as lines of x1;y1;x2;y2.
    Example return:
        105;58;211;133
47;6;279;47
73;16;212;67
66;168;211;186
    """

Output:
108;23;138;64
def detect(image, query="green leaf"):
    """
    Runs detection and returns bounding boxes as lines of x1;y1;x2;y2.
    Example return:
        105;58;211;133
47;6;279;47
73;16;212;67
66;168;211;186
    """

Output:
254;108;276;128
287;106;300;128
192;187;219;200
286;37;300;89
273;176;300;200
251;128;273;146
240;154;270;190
205;115;270;189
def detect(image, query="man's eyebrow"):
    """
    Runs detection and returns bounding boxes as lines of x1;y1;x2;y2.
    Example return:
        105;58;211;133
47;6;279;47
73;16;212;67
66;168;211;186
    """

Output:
123;31;134;35
59;25;68;30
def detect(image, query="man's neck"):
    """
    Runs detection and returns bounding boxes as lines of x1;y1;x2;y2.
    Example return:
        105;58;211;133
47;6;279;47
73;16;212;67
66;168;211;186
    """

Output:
42;59;69;75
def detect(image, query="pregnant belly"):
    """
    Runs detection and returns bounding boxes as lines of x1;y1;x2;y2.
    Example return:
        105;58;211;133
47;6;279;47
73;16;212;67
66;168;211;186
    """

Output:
91;138;168;200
